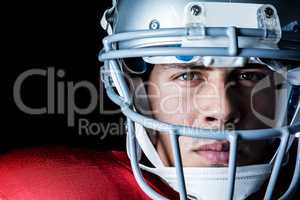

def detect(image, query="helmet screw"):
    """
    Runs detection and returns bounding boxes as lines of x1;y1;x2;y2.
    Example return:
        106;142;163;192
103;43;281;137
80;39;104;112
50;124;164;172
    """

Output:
149;20;160;30
264;7;274;18
191;5;202;16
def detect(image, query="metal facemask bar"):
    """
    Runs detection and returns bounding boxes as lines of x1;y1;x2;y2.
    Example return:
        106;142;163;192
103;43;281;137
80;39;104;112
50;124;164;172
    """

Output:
99;14;300;200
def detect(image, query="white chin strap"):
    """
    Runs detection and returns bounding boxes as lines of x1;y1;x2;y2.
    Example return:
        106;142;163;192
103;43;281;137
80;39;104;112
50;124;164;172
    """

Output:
131;123;272;200
141;163;272;200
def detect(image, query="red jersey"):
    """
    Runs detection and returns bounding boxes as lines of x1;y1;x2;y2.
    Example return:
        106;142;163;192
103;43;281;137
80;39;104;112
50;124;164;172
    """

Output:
0;145;298;200
0;146;179;200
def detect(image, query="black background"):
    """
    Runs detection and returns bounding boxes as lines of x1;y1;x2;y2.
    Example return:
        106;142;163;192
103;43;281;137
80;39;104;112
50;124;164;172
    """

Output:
4;0;125;152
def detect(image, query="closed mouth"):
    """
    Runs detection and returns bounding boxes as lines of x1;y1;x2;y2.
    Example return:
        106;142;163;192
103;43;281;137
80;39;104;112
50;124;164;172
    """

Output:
193;142;230;165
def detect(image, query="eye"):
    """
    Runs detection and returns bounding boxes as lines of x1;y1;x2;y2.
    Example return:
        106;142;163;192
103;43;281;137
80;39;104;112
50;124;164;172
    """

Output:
233;71;268;87
177;71;202;81
237;72;266;82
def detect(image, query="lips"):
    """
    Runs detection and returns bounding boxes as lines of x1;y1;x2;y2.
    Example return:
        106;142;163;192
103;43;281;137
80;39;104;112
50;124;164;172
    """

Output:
197;142;230;152
193;142;230;165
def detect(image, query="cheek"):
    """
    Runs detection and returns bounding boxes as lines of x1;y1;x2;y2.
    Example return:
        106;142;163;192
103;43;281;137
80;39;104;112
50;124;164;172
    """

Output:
236;86;276;126
252;90;275;118
255;90;276;124
149;83;197;125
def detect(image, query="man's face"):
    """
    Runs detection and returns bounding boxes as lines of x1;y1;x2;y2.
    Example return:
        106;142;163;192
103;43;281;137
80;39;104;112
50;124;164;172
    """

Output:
146;62;278;167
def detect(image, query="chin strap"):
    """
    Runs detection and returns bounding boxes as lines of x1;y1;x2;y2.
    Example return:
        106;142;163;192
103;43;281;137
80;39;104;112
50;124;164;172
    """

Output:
134;123;165;168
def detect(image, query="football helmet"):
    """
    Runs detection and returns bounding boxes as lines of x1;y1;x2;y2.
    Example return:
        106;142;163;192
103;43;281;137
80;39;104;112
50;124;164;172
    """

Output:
98;0;300;199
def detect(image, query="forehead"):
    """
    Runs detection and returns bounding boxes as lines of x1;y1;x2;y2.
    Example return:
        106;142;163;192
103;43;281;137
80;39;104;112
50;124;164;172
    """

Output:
157;62;271;72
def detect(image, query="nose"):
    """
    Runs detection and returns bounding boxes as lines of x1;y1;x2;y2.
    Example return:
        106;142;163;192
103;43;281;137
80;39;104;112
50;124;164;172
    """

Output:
205;108;240;126
198;72;240;128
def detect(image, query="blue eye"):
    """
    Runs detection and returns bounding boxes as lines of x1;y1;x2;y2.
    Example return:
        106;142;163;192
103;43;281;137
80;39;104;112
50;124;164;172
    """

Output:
178;72;202;81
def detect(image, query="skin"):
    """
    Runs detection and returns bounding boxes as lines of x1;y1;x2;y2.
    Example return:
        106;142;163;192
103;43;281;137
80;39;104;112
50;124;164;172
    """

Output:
145;62;280;167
